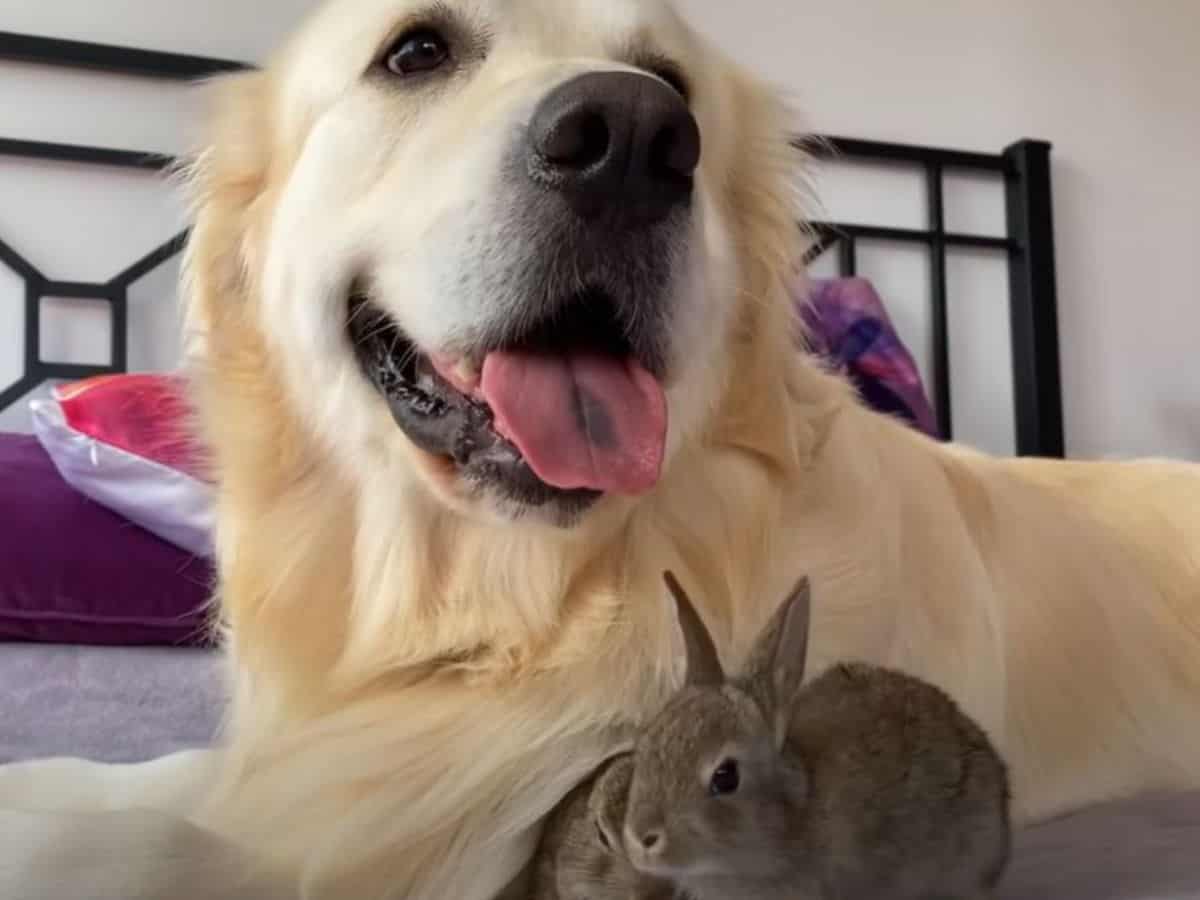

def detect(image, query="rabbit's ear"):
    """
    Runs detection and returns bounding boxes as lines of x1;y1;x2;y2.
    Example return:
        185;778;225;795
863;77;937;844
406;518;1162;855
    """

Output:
743;577;812;731
664;571;725;686
590;755;633;853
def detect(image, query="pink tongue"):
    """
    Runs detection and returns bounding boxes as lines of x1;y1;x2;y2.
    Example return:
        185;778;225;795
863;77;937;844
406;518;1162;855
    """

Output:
480;350;667;495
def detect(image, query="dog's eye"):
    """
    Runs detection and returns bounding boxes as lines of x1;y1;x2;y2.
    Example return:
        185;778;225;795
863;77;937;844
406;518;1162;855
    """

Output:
385;29;450;76
708;759;739;796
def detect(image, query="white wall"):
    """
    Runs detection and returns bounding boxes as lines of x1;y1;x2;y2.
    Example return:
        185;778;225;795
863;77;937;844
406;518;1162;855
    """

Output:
0;0;316;432
678;0;1200;460
1;0;1197;460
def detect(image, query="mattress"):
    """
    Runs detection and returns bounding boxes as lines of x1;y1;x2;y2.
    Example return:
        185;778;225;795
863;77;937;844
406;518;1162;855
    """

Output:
0;643;224;765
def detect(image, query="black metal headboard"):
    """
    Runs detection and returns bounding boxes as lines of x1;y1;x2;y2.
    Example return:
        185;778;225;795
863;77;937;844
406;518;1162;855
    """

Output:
0;30;1063;458
0;31;249;414
803;136;1063;457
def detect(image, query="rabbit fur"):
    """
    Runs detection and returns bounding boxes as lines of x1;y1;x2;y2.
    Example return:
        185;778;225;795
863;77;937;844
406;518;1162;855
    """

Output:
514;753;682;900
620;571;1011;900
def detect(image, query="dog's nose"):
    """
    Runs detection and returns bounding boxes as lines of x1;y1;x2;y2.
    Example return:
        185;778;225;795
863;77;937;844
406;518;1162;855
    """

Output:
527;71;700;224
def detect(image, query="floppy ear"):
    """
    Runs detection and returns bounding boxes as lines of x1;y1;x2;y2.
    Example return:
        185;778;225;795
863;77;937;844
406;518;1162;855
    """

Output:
663;571;724;687
183;70;275;319
742;577;811;740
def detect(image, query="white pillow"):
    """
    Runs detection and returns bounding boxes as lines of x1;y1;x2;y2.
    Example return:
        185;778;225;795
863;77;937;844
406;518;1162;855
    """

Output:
31;374;215;558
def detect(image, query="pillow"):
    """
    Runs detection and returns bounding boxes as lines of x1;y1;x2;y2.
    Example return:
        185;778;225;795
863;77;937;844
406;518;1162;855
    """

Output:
0;433;214;646
31;373;215;558
794;277;940;439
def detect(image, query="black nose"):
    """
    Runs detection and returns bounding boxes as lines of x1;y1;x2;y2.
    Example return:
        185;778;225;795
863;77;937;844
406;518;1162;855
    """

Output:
527;71;701;224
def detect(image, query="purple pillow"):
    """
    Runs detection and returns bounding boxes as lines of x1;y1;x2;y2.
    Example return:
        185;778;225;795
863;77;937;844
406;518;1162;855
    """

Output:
0;433;215;646
793;277;940;439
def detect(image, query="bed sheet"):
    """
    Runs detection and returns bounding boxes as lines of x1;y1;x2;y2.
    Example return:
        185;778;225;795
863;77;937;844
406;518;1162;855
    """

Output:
999;789;1200;899
0;643;224;765
2;644;1199;898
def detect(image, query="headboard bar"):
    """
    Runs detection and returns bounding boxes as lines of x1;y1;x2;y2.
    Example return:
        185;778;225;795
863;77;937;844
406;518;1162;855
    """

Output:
0;234;41;282
0;136;172;170
800;135;1010;174
111;233;191;289
926;161;951;436
0;30;248;80
1004;139;1064;458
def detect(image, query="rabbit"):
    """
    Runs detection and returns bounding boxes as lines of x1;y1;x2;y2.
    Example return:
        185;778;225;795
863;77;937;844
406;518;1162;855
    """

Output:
620;571;1011;900
515;753;684;900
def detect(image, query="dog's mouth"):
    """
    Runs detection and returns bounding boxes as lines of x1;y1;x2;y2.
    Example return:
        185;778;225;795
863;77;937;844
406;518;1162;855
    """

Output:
346;289;668;510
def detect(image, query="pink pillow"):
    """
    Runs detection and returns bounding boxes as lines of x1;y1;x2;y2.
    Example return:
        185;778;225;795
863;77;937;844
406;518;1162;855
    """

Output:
31;374;215;558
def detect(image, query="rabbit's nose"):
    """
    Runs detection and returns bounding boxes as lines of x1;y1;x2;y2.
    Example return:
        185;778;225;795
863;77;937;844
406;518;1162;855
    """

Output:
635;828;665;854
625;821;667;860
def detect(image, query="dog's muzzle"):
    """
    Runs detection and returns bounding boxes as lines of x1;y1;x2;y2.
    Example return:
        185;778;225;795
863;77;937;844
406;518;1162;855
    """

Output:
350;72;703;523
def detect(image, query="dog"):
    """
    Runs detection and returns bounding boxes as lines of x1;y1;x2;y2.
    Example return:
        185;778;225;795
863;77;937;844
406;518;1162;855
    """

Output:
3;0;1200;898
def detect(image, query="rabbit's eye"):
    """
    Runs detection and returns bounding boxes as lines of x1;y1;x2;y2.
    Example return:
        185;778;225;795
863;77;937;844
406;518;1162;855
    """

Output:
708;759;740;796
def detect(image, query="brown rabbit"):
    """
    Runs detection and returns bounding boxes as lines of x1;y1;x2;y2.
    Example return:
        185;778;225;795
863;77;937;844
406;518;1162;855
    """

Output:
517;753;683;900
621;572;1010;900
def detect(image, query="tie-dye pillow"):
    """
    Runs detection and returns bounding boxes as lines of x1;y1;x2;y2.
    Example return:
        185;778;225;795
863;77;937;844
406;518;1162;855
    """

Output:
795;277;939;439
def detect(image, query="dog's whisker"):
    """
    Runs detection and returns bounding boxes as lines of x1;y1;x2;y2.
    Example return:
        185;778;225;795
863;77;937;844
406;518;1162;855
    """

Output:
346;301;377;329
395;345;419;373
387;330;404;363
353;320;399;346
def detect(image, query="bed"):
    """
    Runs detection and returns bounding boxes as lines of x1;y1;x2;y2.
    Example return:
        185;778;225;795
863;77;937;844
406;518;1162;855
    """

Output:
3;26;1198;900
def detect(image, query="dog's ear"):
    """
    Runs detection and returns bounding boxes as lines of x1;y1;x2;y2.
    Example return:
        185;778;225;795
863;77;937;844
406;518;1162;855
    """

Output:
742;577;811;745
182;70;275;326
664;571;725;687
701;57;808;475
185;69;274;213
179;69;312;513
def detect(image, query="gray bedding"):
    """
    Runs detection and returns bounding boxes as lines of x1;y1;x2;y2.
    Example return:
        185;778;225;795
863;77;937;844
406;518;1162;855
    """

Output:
1000;790;1200;899
2;644;1199;897
0;643;224;764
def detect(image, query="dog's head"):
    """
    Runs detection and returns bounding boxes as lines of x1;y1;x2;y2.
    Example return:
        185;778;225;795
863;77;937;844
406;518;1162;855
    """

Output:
187;0;801;529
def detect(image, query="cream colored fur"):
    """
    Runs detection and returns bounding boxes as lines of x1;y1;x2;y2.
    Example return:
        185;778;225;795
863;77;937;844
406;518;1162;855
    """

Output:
3;1;1200;899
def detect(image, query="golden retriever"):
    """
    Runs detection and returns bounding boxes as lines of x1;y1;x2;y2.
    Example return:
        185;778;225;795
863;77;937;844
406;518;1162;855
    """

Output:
3;0;1200;897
